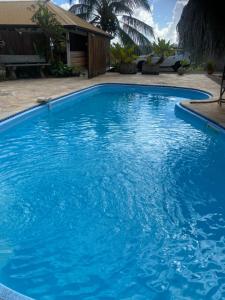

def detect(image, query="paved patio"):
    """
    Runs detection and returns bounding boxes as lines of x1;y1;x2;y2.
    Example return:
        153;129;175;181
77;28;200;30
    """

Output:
0;72;223;126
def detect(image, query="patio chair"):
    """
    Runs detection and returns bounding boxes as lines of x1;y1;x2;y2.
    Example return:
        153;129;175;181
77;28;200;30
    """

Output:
219;65;225;105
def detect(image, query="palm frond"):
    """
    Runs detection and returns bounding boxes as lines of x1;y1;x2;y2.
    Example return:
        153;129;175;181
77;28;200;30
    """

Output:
69;4;89;15
122;15;154;37
109;1;133;15
117;27;136;46
71;0;100;11
69;0;153;48
70;0;100;21
90;15;100;24
121;22;151;46
129;0;150;11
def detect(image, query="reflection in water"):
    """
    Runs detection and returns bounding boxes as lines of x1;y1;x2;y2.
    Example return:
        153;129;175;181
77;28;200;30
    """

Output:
0;85;224;300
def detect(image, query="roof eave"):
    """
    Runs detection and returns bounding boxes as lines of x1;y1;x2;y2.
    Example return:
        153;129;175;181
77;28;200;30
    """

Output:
0;24;112;38
64;25;112;38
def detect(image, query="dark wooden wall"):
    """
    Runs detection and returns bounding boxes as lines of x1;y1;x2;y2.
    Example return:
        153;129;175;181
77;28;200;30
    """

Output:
0;29;110;78
88;33;110;78
0;30;47;55
70;33;88;68
70;33;87;51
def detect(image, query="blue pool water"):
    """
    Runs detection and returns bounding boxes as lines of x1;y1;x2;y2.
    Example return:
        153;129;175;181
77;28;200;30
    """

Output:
0;84;225;300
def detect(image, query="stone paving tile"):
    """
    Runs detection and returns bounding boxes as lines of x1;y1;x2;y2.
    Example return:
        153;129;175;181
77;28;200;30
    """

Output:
182;101;225;128
0;72;221;123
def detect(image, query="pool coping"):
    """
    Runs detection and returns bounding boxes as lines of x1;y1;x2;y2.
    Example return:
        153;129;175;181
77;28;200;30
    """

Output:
175;103;225;135
0;83;213;130
0;82;218;300
180;100;225;130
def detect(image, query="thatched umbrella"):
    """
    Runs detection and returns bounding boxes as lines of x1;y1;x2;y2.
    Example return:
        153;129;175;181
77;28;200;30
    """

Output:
177;0;225;64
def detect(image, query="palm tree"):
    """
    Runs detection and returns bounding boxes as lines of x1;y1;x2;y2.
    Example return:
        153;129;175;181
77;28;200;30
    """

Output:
69;0;154;48
152;38;175;58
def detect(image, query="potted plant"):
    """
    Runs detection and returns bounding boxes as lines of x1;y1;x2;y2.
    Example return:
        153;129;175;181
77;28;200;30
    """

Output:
177;59;189;75
72;66;81;77
151;38;175;66
142;56;160;75
50;61;73;77
111;43;137;74
206;61;215;75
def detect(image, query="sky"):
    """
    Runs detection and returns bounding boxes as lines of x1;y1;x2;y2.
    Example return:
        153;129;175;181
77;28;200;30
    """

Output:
56;0;189;43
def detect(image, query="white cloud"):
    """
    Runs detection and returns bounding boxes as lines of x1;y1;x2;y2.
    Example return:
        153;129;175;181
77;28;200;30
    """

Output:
154;0;188;43
59;2;71;10
121;0;188;43
59;0;80;10
58;0;188;44
133;7;154;29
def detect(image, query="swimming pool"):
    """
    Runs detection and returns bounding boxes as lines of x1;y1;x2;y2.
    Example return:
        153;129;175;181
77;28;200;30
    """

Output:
1;84;225;300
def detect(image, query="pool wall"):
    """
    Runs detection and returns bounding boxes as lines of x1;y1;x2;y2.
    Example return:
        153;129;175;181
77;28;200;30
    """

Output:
175;103;225;136
0;83;216;300
0;83;212;133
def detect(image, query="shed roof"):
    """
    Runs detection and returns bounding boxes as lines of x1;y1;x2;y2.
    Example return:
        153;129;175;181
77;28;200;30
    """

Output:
0;0;110;36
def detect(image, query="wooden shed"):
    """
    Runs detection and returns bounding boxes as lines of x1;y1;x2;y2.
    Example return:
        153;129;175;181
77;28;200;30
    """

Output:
0;0;111;78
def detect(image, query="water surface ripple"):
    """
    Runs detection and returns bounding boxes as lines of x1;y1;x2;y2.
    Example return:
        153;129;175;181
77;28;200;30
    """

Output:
1;85;225;300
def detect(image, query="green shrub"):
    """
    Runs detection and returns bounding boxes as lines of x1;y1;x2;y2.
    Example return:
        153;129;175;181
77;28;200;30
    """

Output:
151;38;175;58
145;55;163;66
188;64;204;72
31;1;66;63
180;59;189;67
205;61;215;74
50;61;73;77
111;43;137;65
146;56;152;65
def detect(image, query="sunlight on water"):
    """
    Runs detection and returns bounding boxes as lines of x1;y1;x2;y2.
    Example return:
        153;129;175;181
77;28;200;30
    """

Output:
1;85;225;300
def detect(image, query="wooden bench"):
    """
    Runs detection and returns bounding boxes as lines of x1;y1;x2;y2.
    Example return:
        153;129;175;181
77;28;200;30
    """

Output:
0;55;50;79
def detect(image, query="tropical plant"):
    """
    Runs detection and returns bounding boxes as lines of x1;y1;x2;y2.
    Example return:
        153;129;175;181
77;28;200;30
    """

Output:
110;43;137;73
151;38;175;59
188;63;204;72
30;1;66;62
145;54;163;66
146;55;152;65
110;43;137;64
69;0;154;48
49;61;73;77
205;61;215;75
180;59;189;67
177;60;189;76
72;65;82;76
142;55;160;75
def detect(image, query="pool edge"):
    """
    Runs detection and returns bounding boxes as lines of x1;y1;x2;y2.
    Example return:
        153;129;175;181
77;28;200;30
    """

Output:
0;83;214;299
0;83;212;132
0;284;33;300
176;102;225;134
